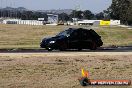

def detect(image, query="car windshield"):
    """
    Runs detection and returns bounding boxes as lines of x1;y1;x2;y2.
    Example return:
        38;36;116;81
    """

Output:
56;29;72;37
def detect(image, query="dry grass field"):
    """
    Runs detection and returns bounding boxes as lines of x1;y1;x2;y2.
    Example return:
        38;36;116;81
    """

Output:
0;24;132;88
0;52;132;88
0;24;132;49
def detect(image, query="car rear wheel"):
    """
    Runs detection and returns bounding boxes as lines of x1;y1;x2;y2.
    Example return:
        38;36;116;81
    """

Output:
90;42;97;50
78;48;82;51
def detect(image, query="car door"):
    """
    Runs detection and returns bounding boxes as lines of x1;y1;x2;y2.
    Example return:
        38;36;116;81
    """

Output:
68;30;81;49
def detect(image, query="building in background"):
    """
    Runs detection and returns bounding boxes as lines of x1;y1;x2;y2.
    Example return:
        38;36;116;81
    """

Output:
76;19;120;26
47;14;58;25
3;19;43;25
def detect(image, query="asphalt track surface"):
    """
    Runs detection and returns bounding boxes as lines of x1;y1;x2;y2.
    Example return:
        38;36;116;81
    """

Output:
0;46;132;53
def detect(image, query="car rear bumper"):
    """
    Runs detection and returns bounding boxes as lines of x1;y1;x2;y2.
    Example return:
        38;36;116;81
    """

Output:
96;39;103;47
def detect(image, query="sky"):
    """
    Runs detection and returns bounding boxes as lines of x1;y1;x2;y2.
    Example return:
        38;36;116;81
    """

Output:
0;0;112;13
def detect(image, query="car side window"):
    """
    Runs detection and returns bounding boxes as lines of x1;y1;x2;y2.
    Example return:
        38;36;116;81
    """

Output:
70;30;80;40
81;30;89;40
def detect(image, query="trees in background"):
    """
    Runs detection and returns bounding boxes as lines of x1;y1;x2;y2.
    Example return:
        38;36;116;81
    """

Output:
69;10;95;20
0;9;48;21
83;10;94;19
1;0;132;25
109;0;132;25
0;9;106;22
70;10;83;19
95;12;104;20
58;13;70;22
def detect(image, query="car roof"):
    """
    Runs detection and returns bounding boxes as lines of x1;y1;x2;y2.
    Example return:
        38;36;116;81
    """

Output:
67;28;90;31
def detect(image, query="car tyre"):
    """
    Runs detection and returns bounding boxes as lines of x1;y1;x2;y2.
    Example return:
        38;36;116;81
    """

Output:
78;48;82;51
59;48;66;51
90;42;97;50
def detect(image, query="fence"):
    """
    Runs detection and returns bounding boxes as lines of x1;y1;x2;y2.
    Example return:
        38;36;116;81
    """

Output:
3;19;43;25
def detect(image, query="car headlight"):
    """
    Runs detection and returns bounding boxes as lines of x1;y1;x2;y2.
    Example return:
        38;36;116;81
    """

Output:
41;39;43;43
49;41;55;43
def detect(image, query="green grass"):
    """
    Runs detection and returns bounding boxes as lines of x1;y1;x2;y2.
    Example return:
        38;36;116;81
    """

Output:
0;24;132;49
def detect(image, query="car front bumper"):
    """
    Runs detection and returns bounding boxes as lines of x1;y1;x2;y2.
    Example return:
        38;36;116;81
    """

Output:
40;42;58;49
